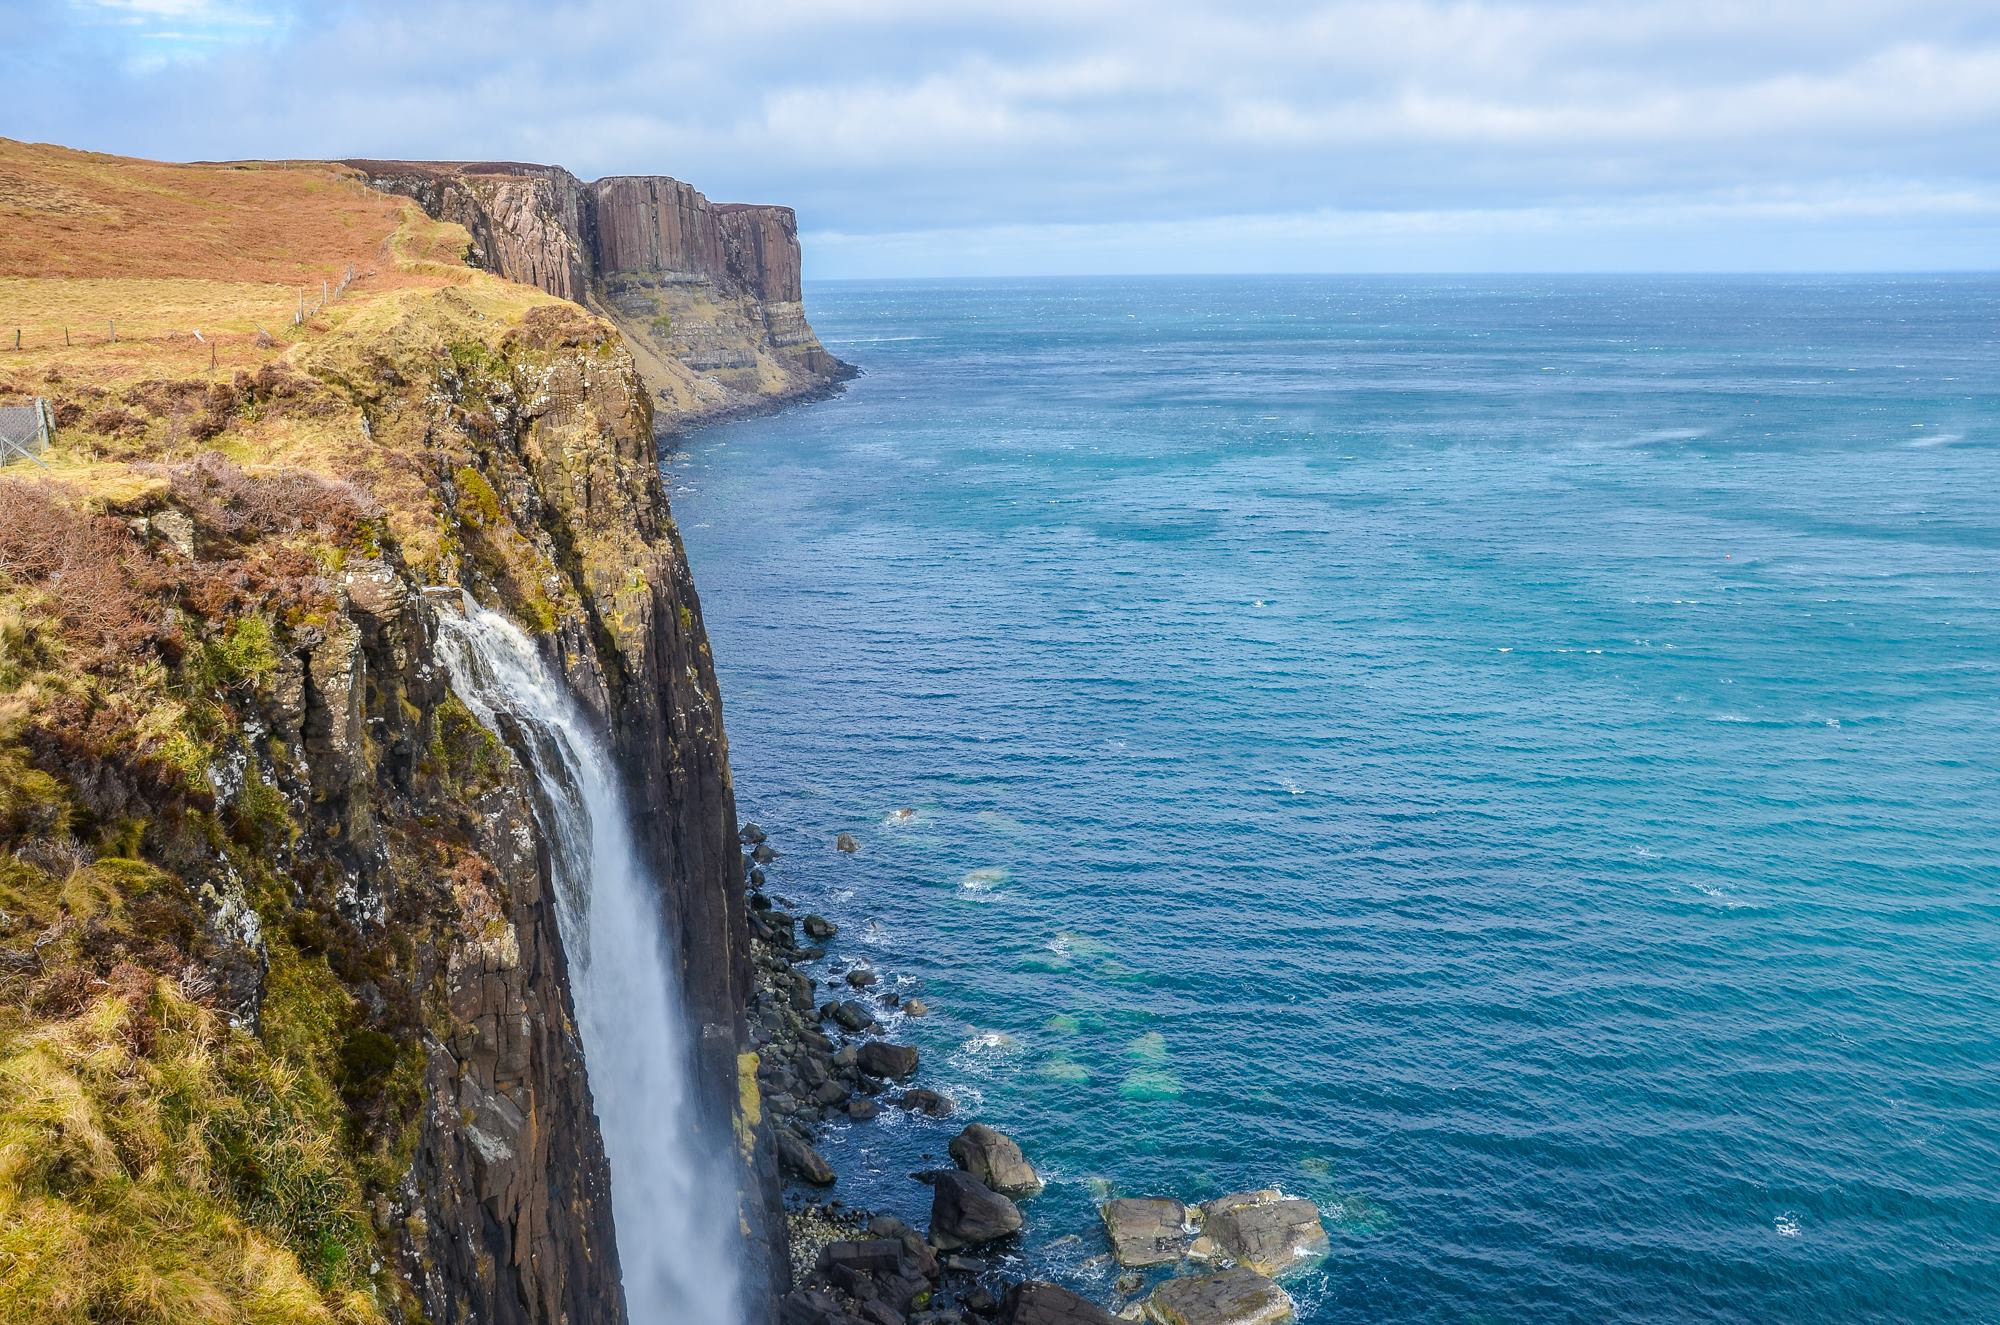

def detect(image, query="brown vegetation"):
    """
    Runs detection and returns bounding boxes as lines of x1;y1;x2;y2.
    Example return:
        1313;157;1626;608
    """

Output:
0;139;404;283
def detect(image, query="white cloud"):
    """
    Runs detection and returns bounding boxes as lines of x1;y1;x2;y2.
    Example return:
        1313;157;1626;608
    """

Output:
9;0;1999;271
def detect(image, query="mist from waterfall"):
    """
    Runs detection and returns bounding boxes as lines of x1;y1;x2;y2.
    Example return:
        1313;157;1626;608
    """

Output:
437;600;740;1325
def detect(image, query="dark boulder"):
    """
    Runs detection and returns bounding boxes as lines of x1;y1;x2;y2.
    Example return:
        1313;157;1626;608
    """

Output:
779;1287;857;1325
868;1214;940;1280
836;831;860;853
778;1133;837;1185
804;914;839;941
927;1170;1023;1250
948;1123;1042;1197
818;1237;934;1317
832;1000;876;1033
894;1087;955;1117
858;1040;920;1079
1000;1282;1120;1325
742;822;768;844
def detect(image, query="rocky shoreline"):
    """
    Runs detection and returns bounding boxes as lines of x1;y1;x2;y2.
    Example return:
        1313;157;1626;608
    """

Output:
740;821;1329;1325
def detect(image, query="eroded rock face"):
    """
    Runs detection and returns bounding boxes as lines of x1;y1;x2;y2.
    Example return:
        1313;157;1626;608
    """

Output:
1143;1268;1295;1325
346;158;854;429
260;561;625;1325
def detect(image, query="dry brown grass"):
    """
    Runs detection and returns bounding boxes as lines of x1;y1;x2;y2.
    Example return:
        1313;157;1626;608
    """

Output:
0;138;491;436
0;139;403;283
0;479;162;661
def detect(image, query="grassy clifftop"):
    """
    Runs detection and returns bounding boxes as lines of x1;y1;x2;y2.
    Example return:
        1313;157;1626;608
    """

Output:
0;140;691;1325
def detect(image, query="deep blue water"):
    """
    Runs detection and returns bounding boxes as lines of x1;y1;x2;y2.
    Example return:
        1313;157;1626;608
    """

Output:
667;276;2000;1324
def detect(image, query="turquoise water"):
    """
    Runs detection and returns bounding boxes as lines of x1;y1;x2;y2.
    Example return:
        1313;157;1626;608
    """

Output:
668;277;2000;1323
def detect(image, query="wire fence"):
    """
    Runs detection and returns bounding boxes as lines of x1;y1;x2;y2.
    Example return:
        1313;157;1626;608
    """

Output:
0;399;53;469
2;264;364;358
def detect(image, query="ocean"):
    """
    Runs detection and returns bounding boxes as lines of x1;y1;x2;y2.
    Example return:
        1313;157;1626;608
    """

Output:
666;276;2000;1323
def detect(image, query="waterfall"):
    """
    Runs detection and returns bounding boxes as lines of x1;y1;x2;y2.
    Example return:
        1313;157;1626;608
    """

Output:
437;600;741;1325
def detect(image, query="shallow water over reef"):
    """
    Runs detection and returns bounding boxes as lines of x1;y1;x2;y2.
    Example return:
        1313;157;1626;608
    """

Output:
671;276;2000;1324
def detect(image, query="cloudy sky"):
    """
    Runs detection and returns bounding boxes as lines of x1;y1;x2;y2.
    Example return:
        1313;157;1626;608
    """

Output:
6;0;1998;275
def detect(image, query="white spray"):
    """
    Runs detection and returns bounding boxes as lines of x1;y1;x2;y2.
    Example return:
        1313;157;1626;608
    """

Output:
438;600;740;1325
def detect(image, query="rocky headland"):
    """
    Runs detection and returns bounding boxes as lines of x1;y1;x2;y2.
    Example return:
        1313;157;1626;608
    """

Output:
0;137;808;1322
0;137;1320;1325
343;159;855;430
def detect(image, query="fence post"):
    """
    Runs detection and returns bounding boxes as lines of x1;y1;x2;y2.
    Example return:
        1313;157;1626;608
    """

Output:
64;326;70;347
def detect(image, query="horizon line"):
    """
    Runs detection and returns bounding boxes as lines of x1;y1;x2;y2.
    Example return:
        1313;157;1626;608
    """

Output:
804;268;2000;282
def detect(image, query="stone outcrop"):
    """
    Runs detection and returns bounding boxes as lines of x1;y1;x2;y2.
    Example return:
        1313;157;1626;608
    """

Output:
1102;1198;1193;1267
1;139;824;1325
1001;1282;1123;1325
1143;1269;1295;1325
858;1039;920;1079
948;1123;1043;1197
1196;1190;1328;1278
346;159;854;429
928;1171;1025;1250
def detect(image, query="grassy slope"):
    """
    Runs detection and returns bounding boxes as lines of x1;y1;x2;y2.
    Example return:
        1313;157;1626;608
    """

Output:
0;140;636;1325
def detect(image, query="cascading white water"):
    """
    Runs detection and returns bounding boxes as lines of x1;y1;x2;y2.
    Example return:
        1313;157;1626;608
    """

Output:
437;600;740;1325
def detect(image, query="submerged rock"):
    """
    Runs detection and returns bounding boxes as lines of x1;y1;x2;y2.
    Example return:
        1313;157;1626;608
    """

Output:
778;1134;837;1186
948;1123;1043;1197
858;1040;920;1079
835;832;860;853
1198;1190;1327;1277
928;1170;1024;1249
904;998;931;1017
1001;1281;1121;1325
1101;1197;1191;1267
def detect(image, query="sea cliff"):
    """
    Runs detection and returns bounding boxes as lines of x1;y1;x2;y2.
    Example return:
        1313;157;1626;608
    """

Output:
343;160;853;429
0;139;799;1323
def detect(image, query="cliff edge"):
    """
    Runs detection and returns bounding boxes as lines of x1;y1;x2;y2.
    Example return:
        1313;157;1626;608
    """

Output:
0;139;780;1324
345;160;854;430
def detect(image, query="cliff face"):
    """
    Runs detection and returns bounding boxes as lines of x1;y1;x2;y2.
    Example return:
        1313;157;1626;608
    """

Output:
0;140;786;1325
347;160;852;430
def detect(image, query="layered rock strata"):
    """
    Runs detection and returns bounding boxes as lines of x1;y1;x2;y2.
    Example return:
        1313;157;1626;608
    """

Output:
346;159;853;429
